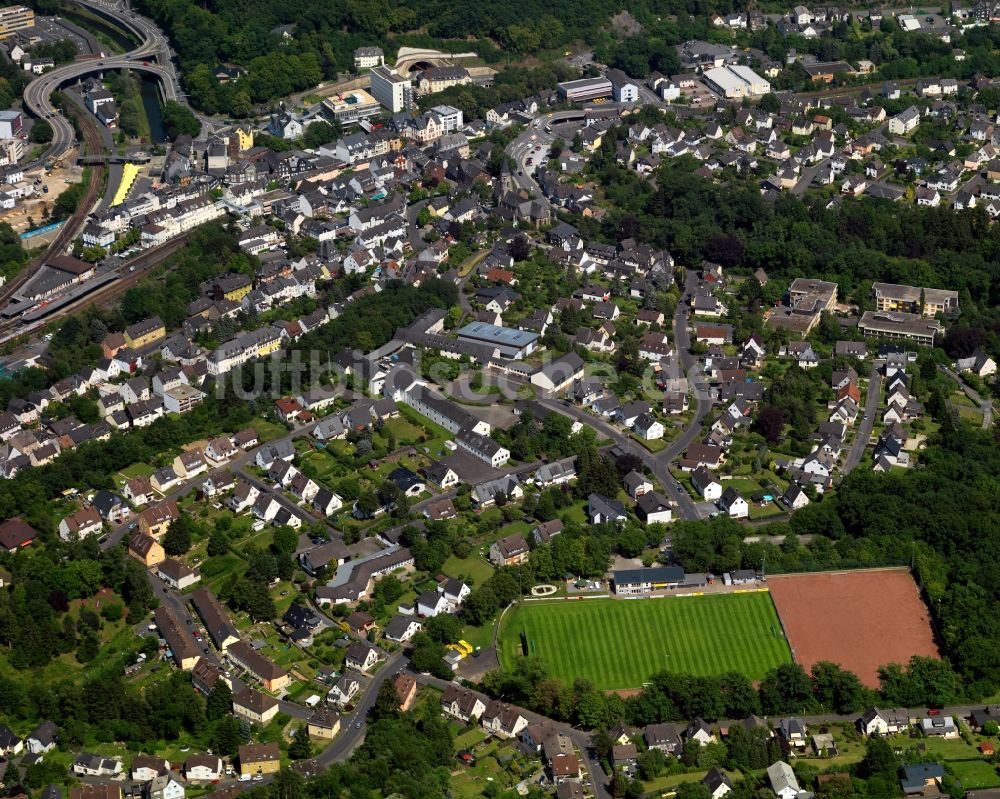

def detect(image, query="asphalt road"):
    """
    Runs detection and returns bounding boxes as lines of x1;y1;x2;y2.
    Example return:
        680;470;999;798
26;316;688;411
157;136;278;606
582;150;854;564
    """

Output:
22;0;184;169
505;106;631;199
842;361;882;474
538;269;711;521
313;652;408;766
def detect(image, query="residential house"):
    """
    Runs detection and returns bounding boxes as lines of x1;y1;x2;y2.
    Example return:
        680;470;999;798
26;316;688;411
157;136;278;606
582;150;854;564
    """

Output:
636;491;673;524
128;531;166;567
719;487;749;518
859;707;910;737
232;688;279;725
227;640;290;691
384;615;422;643
238;743;281;777
156;559;200;590
183;756;223;781
394;673;418;711
26;722;58;755
481;701;529;739
778;718;808;749
691;467;723;501
901;763;944;795
703;767;734;799
307;706;341;740
767;761;801;799
345;641;382;672
441;685;486;722
329;675;360;707
131;756;170;782
588;493;627;524
489;533;530;566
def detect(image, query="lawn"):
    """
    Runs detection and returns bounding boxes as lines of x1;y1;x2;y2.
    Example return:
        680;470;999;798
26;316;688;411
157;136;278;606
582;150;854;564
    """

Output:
118;462;155;481
498;593;791;690
442;554;495;587
947;759;1000;790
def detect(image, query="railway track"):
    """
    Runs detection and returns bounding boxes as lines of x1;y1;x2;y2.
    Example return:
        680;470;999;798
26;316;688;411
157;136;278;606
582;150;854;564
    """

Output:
0;235;188;346
0;97;108;307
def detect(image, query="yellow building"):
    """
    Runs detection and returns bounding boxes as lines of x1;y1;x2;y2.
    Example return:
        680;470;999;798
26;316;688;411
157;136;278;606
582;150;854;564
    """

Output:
128;530;165;567
123;316;166;349
138;501;179;538
235;125;253;152
0;5;34;39
256;329;282;357
205;273;253;302
232;688;279;725
306;707;340;740
238;743;280;777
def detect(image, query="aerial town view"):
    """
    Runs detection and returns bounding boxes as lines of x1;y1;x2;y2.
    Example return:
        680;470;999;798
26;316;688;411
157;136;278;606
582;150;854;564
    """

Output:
1;0;1000;798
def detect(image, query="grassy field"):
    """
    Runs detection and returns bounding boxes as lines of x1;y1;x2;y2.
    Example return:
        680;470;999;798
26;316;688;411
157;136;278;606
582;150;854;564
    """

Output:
498;593;791;690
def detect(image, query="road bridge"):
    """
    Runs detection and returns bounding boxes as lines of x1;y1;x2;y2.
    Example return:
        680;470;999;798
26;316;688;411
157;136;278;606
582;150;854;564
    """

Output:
21;0;185;170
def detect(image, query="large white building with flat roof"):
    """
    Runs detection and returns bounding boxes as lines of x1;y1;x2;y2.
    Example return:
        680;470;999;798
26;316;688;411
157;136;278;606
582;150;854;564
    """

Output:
703;65;770;99
558;77;613;103
369;66;412;113
321;89;381;126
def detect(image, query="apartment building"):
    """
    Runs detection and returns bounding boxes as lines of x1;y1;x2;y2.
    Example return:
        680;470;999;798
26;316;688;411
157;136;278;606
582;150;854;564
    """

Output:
872;283;959;317
369;66;412;113
0;6;34;39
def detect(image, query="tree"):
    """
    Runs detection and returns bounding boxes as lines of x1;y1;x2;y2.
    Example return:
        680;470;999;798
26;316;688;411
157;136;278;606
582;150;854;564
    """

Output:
302;120;339;148
30;120;53;143
859;736;897;779
674;783;712;799
759;663;815;715
213;714;241;756
272;525;298;556
983;720;999;736
369;680;403;723
163;515;194;555
272;768;305;799
410;632;452;679
637;747;667;780
811;661;867;714
425;613;463;644
207;528;229;557
76;631;99;662
759;93;781;113
161;101;201;140
207;681;233;720
288;725;312;759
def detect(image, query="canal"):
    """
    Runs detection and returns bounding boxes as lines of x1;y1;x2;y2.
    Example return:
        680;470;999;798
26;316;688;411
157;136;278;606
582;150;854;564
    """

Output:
140;75;167;144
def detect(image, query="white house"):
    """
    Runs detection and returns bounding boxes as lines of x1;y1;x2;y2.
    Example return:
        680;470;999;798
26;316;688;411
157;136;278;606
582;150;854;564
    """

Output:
691;467;722;501
720;487;749;518
859;707;910;737
184;756;223;781
633;412;665;441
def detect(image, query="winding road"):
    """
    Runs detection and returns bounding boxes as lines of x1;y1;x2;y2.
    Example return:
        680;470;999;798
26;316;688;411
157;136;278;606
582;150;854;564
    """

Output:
539;268;713;521
21;0;184;169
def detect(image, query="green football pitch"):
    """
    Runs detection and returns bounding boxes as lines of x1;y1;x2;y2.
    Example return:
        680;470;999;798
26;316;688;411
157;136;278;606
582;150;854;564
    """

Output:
497;593;792;690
